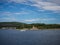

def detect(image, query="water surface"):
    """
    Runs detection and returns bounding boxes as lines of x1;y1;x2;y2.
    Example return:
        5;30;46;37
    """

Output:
0;29;60;45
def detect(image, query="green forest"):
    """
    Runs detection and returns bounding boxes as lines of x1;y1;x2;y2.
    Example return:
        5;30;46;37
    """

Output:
0;22;60;29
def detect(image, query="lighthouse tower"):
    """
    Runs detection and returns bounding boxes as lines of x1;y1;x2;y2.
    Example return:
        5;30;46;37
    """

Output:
31;26;38;30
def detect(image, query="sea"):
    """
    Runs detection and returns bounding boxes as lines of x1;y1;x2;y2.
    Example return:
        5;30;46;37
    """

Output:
0;29;60;45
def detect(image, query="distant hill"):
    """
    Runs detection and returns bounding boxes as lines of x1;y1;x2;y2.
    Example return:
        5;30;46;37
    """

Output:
0;22;60;29
0;22;26;26
0;22;27;29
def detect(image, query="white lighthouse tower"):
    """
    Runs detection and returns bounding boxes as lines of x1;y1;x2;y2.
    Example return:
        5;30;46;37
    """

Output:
31;25;38;30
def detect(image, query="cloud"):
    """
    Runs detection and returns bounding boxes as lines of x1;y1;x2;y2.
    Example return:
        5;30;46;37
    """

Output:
1;0;60;12
41;18;56;21
23;18;56;22
42;6;60;10
0;11;29;22
24;18;39;22
0;11;29;16
9;0;28;3
0;12;12;16
7;0;60;11
31;1;60;11
0;17;18;22
14;11;29;15
46;0;60;4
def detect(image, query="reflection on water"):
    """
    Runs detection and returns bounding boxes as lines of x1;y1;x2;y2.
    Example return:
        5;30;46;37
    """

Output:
0;29;60;45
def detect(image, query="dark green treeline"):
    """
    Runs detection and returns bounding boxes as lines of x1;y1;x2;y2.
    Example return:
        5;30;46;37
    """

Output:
0;22;60;29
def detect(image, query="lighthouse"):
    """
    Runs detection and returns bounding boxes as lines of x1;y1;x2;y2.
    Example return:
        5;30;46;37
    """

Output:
31;25;38;30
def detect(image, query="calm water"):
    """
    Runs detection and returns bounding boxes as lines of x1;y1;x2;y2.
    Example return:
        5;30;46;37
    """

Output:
0;29;60;45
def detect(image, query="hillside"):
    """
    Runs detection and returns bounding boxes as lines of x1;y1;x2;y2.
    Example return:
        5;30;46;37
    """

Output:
0;22;60;29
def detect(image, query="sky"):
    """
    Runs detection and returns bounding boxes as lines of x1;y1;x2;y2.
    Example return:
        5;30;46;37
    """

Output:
0;0;60;24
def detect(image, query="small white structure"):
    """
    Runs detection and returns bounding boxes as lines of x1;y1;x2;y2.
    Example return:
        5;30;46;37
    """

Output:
30;26;38;30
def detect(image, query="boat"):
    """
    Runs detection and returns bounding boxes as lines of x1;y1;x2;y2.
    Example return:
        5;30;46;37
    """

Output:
20;30;26;31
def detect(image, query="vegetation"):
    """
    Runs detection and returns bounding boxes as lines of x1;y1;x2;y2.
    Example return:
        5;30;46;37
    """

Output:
0;22;60;29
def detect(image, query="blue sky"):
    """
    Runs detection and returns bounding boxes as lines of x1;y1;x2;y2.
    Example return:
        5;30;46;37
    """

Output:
0;0;60;24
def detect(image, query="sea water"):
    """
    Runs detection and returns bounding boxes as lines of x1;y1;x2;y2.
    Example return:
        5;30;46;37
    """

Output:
0;29;60;45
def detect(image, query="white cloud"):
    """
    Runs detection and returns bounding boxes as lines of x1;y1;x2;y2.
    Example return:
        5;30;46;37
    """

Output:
0;12;12;16
41;18;56;21
0;11;29;16
1;0;60;12
14;11;29;15
23;18;56;22
24;18;39;22
0;17;18;22
8;0;28;3
42;6;60;10
37;10;45;12
31;1;60;11
9;0;60;11
46;0;60;4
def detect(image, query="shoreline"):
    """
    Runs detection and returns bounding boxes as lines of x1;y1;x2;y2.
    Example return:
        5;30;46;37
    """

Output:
16;28;60;30
0;28;60;30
